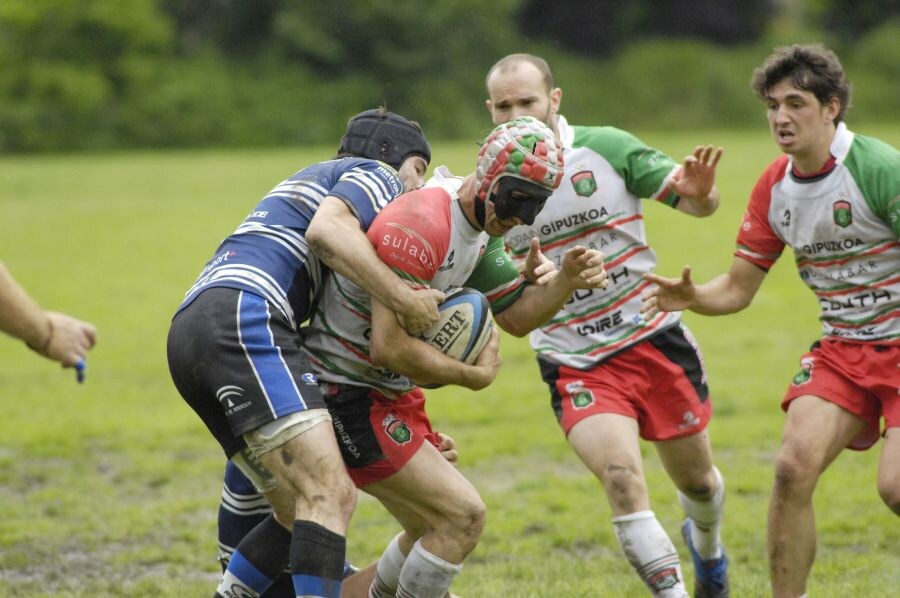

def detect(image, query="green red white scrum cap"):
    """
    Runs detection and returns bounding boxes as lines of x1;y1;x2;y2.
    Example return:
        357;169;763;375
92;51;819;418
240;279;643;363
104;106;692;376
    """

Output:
475;115;564;202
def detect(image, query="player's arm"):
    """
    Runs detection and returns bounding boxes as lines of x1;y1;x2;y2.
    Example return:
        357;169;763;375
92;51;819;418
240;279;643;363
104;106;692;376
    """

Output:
641;256;766;319
672;145;723;217
0;261;97;367
306;196;443;334
368;298;501;391
496;244;607;337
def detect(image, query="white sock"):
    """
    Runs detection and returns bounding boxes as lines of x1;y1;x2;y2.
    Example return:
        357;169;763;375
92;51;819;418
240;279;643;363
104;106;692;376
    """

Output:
612;510;687;598
368;533;407;598
678;466;725;560
396;539;462;598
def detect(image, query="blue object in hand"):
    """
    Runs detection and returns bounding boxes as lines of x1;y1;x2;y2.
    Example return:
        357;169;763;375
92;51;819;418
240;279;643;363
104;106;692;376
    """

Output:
75;359;86;383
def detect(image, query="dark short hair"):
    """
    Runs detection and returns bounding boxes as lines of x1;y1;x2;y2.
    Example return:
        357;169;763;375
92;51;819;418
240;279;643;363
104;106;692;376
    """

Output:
751;44;853;123
485;53;555;93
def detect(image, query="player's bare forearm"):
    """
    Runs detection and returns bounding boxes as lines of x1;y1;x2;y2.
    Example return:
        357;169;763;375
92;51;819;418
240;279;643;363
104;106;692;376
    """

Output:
641;259;765;319
497;248;606;336
307;198;440;333
0;261;52;348
370;302;499;390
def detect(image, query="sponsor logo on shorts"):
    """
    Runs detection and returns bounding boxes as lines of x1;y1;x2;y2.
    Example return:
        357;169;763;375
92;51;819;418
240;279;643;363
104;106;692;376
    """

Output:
332;415;361;461
679;411;701;430
217;385;251;416
565;381;594;409
792;357;813;386
383;413;412;445
301;372;317;385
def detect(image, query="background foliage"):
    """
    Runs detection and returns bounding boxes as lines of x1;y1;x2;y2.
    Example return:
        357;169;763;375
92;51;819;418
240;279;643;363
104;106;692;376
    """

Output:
0;0;897;152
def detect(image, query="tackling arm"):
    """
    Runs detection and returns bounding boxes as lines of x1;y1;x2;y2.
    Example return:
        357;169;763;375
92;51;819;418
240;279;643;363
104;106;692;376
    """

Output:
306;196;443;334
368;299;501;391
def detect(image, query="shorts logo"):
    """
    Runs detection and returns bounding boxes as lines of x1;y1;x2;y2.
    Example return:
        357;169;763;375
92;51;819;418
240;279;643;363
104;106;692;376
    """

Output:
216;385;244;408
833;199;852;228
792;357;813;386
571;171;597;197
679;411;701;430
565;381;595;409
301;372;317;385
383;413;412;445
217;385;251;415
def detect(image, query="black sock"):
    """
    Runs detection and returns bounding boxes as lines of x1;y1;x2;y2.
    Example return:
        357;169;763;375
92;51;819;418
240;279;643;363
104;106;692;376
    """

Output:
290;520;346;583
236;513;292;580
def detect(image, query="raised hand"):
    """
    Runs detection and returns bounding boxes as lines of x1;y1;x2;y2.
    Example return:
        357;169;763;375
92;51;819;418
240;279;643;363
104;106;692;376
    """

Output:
560;246;607;290
672;145;722;200
523;237;558;286
640;266;696;320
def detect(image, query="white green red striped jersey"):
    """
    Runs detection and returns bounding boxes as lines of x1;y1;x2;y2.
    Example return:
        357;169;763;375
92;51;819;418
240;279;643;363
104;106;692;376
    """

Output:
505;116;685;369
737;123;900;344
300;167;527;394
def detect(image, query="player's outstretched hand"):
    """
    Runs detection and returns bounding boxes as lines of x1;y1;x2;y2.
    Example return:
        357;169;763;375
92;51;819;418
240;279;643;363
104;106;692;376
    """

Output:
43;311;97;369
672;145;722;200
560;246;607;289
397;288;446;335
469;328;502;390
640;266;696;320
523;237;557;286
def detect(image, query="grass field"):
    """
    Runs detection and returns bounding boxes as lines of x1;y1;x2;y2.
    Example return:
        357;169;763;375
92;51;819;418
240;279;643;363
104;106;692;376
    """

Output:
1;125;898;596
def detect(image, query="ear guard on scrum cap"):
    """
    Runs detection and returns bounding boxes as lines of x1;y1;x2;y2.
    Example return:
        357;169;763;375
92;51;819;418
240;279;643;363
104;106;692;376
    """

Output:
474;115;564;225
338;109;431;170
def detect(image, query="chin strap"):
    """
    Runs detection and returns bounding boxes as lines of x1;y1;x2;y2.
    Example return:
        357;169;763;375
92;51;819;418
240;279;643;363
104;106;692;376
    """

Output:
474;196;486;228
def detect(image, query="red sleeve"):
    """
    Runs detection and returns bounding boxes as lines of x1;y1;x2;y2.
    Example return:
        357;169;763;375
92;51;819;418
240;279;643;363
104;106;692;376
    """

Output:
366;188;452;288
735;156;788;271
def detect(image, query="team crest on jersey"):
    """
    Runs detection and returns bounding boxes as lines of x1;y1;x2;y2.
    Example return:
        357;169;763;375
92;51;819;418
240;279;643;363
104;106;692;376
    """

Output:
832;200;852;228
570;171;597;197
383;412;412;445
566;381;595;409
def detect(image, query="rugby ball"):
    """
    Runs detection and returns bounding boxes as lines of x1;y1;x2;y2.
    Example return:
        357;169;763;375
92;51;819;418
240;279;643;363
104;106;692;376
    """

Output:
419;287;494;365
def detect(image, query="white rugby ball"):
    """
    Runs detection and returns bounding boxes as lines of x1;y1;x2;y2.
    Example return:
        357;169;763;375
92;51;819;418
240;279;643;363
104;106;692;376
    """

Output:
419;287;494;365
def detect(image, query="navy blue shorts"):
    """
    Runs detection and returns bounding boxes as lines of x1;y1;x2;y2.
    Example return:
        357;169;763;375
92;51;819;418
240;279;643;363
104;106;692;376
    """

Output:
167;288;325;458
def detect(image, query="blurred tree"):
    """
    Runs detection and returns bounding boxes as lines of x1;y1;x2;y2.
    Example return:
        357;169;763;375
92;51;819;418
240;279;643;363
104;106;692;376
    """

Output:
160;0;277;56
821;0;900;41
517;0;774;56
0;0;174;150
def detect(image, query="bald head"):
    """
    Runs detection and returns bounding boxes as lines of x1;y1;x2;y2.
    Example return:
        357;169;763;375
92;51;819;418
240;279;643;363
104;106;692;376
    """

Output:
485;54;561;135
485;53;555;93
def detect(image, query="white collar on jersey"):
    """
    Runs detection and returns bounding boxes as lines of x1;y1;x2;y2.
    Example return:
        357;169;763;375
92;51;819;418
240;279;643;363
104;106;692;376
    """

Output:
557;114;574;148
422;165;465;197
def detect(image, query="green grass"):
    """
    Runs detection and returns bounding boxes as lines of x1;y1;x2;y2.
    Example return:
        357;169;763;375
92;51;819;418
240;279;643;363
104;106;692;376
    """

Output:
1;125;898;596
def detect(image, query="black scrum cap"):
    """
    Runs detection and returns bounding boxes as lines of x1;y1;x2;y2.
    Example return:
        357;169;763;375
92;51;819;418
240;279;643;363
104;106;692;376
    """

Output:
338;109;431;169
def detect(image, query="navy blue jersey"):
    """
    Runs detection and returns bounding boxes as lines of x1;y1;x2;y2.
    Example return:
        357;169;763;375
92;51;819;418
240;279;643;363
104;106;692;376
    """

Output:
178;158;403;327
